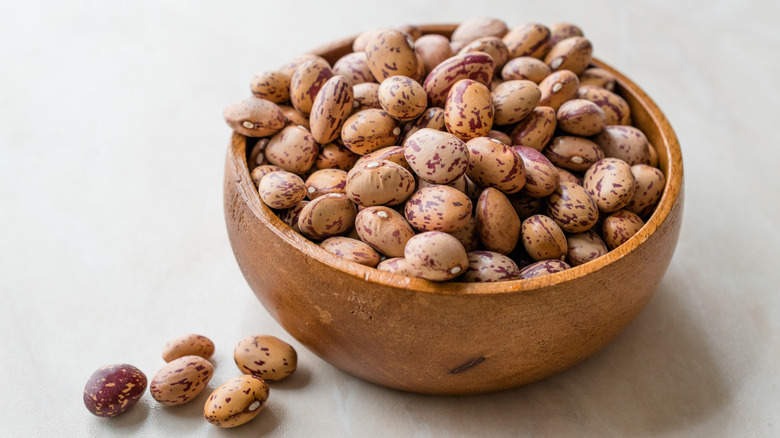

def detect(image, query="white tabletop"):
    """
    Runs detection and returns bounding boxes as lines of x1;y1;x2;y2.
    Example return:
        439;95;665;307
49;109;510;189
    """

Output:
2;1;779;436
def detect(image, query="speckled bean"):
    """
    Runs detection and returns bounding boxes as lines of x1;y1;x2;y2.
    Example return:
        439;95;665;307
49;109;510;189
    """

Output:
377;76;427;121
315;142;359;170
352;82;382;111
305;168;348;200
321;236;381;267
355;206;415;257
355;145;411;172
543;136;605;172
250;164;282;187
557;99;606;136
203;375;269;428
521;214;568;261
404;128;469;184
466;137;526;193
513;146;560;197
400;107;446;144
508;192;544;219
538;69;580;111
444;79;494;140
423;52;495;107
258;171;307;209
502;23;552;59
83;364;147;417
264;125;319;174
234;335;298;382
250;70;291;103
448;214;479;251
341;109;401;155
280;200;308;233
491;80;541;126
223;97;286;138
365;29;419;82
602;209;645;250
458;37;509;69
546;181;599;233
332;52;376;85
591;125;652;166
501;57;551;83
507;106;557;151
309;75;354;144
404;185;472;232
577;85;631;125
278;104;309;129
519;259;570;279
544;36;592;74
404;231;469;281
345;160;415;206
297;193;357;239
624;164;665;218
162;334;215;362
549;23;584;45
476;187;521;254
579;67;616;91
279;54;327;77
150;356;213;406
290;58;333;115
566;229;608;266
376;257;425;278
461;251;522;282
451;17;508;44
583;158;636;212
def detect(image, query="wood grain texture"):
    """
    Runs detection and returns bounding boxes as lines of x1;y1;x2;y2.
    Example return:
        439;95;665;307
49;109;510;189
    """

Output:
224;24;684;395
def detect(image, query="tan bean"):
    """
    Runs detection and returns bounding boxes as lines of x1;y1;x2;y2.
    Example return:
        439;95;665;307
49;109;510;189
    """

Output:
305;168;348;200
400;107;446;144
355;145;411;173
346;160;415;206
519;259;570;279
365;29;419;82
258;171;307;209
315;142;359;170
451;17;509;44
290;58;333;115
521;214;568;261
507;106;557;151
203;375;269;428
150;356;213;406
223;97;285;138
341;109;401;155
250;70;291;103
352;82;382;111
355;206;415;257
466;137;526;194
501;57;551;83
414;34;453;76
566;229;608;266
297;193;357;239
461;251;522;282
583;158;636;212
234;335;298;382
264;125;319;174
459;37;509;69
546;181;599;233
404;128;469;184
250;164;282;187
404;185;472;232
544;136;604;172
577;85;631;125
557;99;606;136
544;36;593;75
538;69;580;111
376;257;425;278
624;164;665;218
321;236;381;267
332;52;376;85
602;210;644;250
549;22;584;46
591;125;652;166
162;334;215;362
309;75;354;144
491;80;541;126
444;79;494;140
579;67;616;91
475;187;520;254
378;76;427;121
513;146;560;198
448;214;479;251
502;23;552;59
404;231;469;281
423;52;495;107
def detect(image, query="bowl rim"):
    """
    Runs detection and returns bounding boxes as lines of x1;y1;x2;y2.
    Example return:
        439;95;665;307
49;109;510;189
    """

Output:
228;24;683;296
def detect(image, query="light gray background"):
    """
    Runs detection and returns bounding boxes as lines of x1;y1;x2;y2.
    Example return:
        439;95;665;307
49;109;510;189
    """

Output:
2;1;778;436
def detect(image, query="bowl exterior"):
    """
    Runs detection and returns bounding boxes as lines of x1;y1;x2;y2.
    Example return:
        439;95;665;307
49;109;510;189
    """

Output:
223;26;684;395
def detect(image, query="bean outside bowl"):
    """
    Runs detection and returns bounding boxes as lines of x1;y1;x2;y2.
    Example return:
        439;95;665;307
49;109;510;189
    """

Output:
223;24;684;395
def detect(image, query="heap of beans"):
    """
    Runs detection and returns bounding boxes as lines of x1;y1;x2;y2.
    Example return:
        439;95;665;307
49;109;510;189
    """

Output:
83;334;297;428
224;18;665;282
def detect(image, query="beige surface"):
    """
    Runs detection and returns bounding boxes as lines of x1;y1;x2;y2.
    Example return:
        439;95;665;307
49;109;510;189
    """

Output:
1;1;778;436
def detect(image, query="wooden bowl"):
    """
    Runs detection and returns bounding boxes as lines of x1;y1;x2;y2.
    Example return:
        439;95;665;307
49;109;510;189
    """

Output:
224;24;684;395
